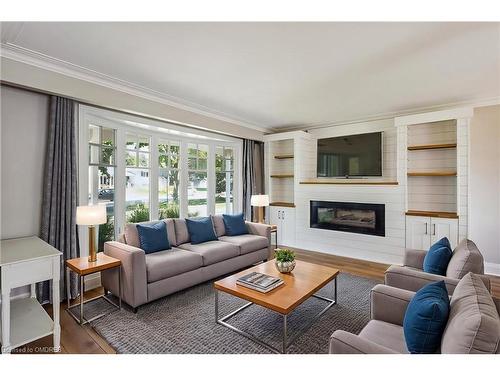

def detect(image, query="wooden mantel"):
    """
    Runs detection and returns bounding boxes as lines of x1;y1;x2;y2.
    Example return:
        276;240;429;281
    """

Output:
300;179;398;185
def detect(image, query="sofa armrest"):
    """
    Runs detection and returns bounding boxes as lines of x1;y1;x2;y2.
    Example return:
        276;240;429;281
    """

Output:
385;265;459;294
246;221;272;258
329;330;398;354
102;241;148;308
245;221;271;238
403;248;427;269
370;284;415;326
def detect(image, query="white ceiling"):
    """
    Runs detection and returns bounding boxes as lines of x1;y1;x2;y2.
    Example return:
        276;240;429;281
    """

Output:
2;22;499;131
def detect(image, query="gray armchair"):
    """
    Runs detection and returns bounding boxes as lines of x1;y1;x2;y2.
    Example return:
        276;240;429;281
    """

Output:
330;273;500;354
385;239;491;295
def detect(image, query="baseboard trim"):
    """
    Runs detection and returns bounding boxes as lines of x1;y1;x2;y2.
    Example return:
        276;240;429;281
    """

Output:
485;262;500;276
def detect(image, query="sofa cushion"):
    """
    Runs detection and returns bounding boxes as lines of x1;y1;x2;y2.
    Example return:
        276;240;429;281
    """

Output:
219;234;269;255
359;320;408;354
145;248;203;283
222;213;248;236
173;219;190;246
403;281;450;354
137;221;171;254
125;219;176;248
441;272;500;354
185;217;218;244
423;244;452;276
446;239;485;279
178;241;239;266
211;215;226;237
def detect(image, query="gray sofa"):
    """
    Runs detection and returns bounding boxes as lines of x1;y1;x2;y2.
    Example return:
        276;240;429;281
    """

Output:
330;272;500;354
102;215;271;309
385;239;491;295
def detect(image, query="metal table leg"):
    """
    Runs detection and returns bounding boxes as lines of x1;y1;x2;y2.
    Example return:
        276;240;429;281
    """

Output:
80;275;84;325
282;314;287;354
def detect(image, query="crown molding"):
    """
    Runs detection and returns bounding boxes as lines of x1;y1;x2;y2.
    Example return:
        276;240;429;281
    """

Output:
271;96;500;133
0;42;270;133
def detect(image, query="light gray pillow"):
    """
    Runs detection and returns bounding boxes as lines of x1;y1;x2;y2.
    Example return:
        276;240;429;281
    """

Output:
211;214;226;237
446;239;484;279
441;272;500;354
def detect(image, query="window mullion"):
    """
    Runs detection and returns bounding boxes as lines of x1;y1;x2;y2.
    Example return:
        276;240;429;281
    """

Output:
180;140;189;218
115;129;127;235
208;143;216;216
150;136;159;221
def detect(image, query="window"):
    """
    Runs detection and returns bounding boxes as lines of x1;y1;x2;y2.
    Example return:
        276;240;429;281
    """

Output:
87;124;116;251
80;106;241;239
125;133;151;223
215;146;234;214
187;143;208;217
158;139;180;218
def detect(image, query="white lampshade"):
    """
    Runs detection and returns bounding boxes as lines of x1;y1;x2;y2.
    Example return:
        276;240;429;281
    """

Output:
76;205;107;226
250;194;269;207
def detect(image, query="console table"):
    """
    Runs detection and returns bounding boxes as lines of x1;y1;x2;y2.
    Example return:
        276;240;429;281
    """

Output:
0;236;62;354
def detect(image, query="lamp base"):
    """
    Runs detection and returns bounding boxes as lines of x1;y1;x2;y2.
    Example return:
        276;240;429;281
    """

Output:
88;225;97;262
254;207;265;224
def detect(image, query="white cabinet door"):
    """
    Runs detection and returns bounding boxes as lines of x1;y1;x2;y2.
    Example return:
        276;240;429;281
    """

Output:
406;216;431;250
269;207;282;245
280;207;296;247
431;218;458;249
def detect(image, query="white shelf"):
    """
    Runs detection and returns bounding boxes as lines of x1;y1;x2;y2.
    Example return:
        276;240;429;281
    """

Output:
0;298;54;349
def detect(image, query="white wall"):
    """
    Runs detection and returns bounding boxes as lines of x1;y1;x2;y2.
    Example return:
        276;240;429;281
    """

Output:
470;105;500;273
1;85;49;239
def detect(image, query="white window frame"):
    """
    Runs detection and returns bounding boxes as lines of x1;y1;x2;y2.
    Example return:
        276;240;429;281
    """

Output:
78;105;242;255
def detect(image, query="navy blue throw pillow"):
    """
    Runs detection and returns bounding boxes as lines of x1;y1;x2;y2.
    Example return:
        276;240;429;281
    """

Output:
222;213;248;236
403;281;450;354
185;217;218;244
429;237;451;253
423;237;453;275
136;221;170;254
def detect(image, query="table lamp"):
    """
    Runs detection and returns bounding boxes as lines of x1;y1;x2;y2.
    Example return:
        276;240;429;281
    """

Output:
76;205;107;262
251;194;269;223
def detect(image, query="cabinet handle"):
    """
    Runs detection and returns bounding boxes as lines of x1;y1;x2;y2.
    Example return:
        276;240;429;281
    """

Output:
277;211;281;220
432;224;436;236
282;210;285;220
425;223;428;235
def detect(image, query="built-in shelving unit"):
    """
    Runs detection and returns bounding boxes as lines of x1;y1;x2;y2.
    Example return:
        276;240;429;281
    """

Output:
396;108;473;250
407;143;457;151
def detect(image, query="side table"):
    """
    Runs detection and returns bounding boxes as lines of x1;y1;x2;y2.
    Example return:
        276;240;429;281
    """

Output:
0;236;62;354
65;252;122;325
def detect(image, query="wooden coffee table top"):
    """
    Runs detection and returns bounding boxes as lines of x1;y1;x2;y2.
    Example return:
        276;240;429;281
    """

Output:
214;260;339;315
66;252;121;276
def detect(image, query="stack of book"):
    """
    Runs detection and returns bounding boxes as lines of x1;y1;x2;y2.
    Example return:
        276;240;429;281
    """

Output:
236;272;284;293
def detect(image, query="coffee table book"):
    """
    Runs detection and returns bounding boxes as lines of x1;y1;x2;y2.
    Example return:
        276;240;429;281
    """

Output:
236;272;284;293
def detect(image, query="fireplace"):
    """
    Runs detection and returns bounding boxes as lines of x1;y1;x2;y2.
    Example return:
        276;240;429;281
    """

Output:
310;201;385;237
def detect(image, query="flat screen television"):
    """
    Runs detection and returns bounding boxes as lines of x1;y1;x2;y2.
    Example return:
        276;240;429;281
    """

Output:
317;132;382;177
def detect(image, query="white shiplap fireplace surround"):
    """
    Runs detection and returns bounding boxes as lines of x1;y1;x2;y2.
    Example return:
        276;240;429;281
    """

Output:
264;108;472;266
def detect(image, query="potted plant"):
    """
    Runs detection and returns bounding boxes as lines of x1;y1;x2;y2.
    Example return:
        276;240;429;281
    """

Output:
274;248;296;273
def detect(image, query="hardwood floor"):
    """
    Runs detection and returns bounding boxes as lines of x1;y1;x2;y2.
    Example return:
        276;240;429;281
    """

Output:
12;247;500;354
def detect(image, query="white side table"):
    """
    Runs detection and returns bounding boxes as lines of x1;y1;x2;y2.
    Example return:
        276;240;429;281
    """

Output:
0;236;62;354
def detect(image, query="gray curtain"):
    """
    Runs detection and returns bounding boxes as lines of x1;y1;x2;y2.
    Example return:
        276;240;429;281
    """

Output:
242;139;265;221
38;96;79;304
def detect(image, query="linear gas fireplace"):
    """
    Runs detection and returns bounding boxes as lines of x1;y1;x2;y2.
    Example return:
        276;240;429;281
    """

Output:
310;200;385;237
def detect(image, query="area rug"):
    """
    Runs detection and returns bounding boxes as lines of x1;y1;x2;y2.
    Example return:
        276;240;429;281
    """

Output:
90;272;378;354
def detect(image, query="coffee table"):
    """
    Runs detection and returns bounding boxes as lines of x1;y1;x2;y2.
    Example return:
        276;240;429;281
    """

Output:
214;259;339;353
